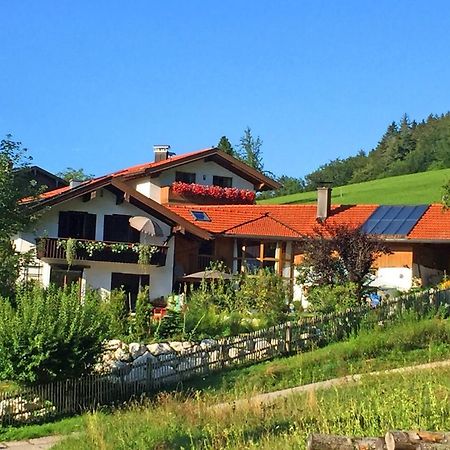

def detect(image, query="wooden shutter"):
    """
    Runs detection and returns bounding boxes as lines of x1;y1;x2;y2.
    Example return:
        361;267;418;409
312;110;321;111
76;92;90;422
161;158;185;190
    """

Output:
58;211;71;238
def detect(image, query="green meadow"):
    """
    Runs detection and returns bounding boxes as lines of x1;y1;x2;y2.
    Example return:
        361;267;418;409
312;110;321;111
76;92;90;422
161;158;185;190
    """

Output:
259;168;450;205
3;317;450;446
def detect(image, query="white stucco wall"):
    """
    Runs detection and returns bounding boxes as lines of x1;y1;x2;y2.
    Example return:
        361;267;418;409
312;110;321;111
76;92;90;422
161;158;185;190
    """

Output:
14;188;175;299
131;159;255;202
369;267;413;291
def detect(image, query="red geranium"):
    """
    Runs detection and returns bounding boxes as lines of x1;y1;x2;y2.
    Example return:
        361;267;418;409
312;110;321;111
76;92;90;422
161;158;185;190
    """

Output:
171;182;255;204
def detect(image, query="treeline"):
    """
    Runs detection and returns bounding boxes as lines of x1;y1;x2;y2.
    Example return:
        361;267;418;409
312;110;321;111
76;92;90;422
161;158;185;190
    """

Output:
261;112;450;198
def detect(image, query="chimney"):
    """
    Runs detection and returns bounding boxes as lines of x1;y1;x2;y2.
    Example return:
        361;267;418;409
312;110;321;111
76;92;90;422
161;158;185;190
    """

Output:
69;180;83;189
154;145;171;162
316;184;332;221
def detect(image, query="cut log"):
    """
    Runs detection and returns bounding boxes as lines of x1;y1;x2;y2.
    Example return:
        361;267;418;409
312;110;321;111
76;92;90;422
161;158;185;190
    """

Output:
307;433;386;450
385;431;450;450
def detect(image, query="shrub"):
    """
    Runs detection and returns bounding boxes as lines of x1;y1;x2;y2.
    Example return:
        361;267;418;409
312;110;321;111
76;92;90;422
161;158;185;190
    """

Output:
236;269;289;322
104;289;129;339
306;282;360;314
132;287;153;341
154;311;183;341
0;283;110;384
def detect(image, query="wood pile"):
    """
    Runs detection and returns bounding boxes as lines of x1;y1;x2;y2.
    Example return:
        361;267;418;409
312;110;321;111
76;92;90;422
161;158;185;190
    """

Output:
307;431;450;450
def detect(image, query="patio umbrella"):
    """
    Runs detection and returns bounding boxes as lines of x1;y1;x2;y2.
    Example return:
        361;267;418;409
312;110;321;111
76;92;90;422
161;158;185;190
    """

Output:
180;270;234;282
129;216;165;245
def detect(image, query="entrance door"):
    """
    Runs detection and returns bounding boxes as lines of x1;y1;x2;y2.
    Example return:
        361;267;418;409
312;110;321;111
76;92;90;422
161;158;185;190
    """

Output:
111;273;149;312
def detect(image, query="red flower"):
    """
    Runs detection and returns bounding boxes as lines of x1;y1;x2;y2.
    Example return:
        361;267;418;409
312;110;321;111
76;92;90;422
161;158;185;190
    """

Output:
171;182;255;204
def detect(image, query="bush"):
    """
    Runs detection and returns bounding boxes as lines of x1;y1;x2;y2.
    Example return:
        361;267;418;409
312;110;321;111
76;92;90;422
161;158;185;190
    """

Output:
104;289;129;339
0;283;110;384
131;287;153;341
306;283;360;314
236;269;289;322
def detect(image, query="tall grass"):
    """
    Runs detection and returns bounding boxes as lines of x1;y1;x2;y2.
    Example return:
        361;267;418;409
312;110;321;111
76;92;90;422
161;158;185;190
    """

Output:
55;368;450;450
184;317;450;400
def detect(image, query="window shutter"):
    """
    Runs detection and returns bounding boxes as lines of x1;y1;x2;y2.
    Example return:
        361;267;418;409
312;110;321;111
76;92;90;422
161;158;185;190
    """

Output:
58;211;70;238
84;213;96;240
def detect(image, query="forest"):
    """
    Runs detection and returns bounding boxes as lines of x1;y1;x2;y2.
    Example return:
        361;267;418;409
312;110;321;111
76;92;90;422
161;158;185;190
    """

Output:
261;113;450;198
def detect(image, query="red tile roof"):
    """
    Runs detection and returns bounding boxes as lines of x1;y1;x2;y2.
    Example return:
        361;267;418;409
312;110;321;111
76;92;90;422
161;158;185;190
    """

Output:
109;148;214;178
168;204;378;238
408;204;450;240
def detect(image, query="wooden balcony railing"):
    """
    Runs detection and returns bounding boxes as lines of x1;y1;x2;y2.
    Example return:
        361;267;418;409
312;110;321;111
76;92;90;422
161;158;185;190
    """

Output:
35;237;168;267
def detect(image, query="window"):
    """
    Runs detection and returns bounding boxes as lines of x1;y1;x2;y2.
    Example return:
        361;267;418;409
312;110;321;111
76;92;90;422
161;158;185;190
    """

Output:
235;240;281;273
103;214;140;243
50;266;83;288
213;176;232;188
58;211;96;240
111;273;150;312
175;171;196;184
191;210;211;221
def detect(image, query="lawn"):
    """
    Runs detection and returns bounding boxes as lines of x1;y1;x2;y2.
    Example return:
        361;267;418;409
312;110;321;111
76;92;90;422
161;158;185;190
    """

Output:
258;168;450;205
55;367;450;449
2;316;449;443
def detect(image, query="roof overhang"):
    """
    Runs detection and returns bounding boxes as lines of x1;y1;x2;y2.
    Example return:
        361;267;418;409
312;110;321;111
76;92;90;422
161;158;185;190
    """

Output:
121;148;281;191
26;177;211;240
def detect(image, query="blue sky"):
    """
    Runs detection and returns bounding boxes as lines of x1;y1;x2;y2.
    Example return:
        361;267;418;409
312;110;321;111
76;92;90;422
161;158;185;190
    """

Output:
1;1;450;179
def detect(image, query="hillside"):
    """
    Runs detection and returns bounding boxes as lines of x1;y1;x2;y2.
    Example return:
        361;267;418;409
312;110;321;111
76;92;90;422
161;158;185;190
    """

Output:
259;168;450;205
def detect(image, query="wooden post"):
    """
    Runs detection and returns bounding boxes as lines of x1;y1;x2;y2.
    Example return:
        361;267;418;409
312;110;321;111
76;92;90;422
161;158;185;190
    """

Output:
285;321;292;354
307;433;386;450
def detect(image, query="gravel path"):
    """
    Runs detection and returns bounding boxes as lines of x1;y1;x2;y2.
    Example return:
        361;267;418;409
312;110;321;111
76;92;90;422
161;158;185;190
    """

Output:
3;359;450;449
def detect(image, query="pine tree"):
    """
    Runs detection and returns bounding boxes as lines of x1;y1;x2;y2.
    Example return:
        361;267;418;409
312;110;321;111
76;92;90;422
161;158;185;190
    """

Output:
217;136;235;156
237;127;264;172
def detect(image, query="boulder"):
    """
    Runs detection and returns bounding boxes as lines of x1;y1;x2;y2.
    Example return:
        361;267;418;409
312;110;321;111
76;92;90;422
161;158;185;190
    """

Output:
182;341;194;350
132;352;158;368
104;339;123;351
128;342;147;359
169;341;184;353
109;360;130;373
200;338;217;350
147;342;172;356
114;348;132;362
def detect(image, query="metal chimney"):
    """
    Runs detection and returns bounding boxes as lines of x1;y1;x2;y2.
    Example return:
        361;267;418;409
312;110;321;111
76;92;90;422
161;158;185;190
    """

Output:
153;145;171;162
316;184;332;221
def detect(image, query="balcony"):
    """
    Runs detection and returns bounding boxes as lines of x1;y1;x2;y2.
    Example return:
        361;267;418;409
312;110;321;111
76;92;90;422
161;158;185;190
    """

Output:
36;237;168;267
160;183;256;205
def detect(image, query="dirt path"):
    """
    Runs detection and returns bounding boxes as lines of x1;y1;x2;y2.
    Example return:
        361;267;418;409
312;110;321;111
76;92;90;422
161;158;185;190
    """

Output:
3;359;450;449
212;359;450;411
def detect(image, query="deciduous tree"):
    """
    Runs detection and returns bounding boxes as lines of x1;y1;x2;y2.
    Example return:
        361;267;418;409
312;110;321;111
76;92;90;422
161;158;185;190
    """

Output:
297;223;390;302
0;135;39;297
56;167;94;182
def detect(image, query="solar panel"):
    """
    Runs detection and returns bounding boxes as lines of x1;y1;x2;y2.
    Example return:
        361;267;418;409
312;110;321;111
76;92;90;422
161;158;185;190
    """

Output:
361;205;428;236
190;210;211;222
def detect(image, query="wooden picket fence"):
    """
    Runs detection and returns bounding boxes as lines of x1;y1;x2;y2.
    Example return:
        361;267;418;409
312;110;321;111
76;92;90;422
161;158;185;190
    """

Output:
1;287;449;425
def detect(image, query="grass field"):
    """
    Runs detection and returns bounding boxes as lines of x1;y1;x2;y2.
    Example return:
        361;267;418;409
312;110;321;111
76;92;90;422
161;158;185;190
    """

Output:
2;317;449;444
55;367;450;449
258;168;450;205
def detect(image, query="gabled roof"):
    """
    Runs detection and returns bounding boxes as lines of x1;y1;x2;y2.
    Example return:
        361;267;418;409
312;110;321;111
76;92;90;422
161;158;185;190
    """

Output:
168;204;377;239
111;147;281;191
408;204;450;240
24;177;211;240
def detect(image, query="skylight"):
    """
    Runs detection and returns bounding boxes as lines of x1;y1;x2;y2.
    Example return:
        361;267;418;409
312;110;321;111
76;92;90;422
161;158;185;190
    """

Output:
190;210;211;222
